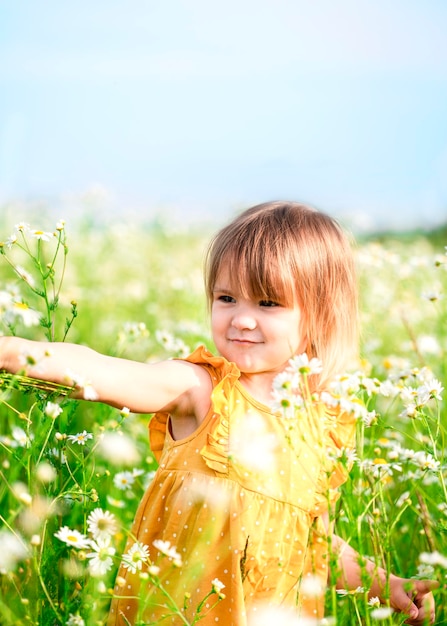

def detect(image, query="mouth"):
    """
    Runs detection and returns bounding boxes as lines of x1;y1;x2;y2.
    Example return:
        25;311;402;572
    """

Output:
229;338;259;346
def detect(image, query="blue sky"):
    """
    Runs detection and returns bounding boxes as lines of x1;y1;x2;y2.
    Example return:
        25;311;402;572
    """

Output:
1;0;446;231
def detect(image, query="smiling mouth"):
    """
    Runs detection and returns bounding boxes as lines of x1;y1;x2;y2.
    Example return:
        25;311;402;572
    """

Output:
230;338;259;345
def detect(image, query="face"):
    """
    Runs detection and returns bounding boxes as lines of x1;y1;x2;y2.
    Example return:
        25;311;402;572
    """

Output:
211;269;306;382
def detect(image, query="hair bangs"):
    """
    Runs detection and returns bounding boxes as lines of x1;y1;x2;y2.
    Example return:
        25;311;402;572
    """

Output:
205;217;297;307
224;244;296;307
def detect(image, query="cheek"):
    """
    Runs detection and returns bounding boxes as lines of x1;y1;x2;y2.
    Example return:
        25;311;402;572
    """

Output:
210;309;224;337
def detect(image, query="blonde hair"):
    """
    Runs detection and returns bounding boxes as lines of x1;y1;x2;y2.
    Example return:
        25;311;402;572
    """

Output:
204;201;358;390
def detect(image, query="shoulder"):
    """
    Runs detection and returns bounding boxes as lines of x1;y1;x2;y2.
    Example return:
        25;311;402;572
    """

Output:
168;346;238;426
154;357;213;397
162;345;223;380
157;351;215;417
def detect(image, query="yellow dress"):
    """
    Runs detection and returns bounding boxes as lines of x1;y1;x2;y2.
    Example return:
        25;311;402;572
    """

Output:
108;346;356;625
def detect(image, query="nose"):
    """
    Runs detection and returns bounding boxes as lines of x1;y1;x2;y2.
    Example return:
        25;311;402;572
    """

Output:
231;304;257;331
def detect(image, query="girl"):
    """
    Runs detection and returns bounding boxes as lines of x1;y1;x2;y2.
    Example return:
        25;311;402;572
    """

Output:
0;202;436;625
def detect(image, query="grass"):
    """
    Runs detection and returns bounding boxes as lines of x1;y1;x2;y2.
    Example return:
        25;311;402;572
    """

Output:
0;212;445;625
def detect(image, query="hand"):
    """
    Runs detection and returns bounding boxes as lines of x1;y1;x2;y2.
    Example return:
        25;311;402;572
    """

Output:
389;576;438;625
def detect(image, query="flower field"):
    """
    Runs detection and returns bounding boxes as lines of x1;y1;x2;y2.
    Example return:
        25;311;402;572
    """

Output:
0;211;445;625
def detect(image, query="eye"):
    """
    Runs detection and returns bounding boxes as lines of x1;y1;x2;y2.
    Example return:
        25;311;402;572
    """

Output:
259;300;280;307
217;295;236;303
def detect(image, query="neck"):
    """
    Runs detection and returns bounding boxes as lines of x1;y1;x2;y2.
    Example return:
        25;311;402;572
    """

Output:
238;372;275;407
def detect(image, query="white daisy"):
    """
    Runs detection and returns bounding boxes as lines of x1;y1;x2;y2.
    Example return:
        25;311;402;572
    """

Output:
411;451;440;472
54;526;89;549
87;508;117;540
5;234;17;247
86;537;116;577
30;229;54;242
14;222;30;233
370;606;394;619
211;578;225;594
44;402;63;419
420;378;443;401
10;302;41;327
152;539;182;566
106;495;126;509
152;539;174;557
14;265;35;287
288;353;323;375
417;563;435;578
11;427;30;447
67;430;93;446
122;541;150;574
113;471;135;490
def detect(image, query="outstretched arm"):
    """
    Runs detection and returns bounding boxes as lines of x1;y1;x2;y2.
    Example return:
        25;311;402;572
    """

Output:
333;534;437;625
0;336;211;416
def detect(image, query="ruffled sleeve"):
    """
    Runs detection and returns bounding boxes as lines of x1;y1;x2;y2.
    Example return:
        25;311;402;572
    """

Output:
149;412;169;462
148;346;240;466
310;405;357;516
196;348;240;474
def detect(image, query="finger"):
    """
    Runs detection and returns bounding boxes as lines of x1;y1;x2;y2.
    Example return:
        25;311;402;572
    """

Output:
404;592;436;626
406;579;438;613
412;579;439;594
413;580;438;623
414;596;436;625
404;609;436;626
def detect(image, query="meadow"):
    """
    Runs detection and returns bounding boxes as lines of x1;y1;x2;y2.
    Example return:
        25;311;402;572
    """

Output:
0;208;445;625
